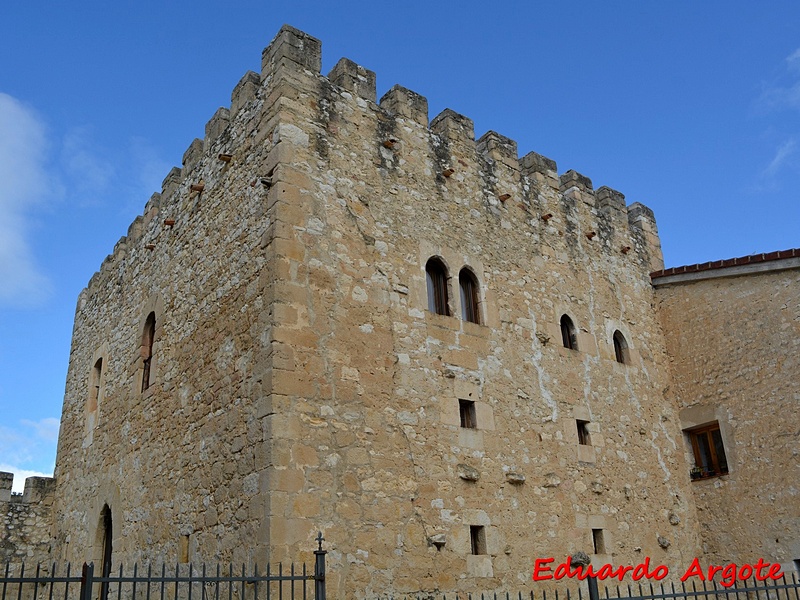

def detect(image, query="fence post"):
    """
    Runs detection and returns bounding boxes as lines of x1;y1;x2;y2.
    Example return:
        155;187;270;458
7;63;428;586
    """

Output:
80;563;94;600
587;576;599;600
314;532;326;600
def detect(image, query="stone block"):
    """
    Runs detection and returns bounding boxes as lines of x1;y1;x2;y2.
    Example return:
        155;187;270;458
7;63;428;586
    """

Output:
328;58;376;103
262;25;322;77
379;85;429;126
430;108;475;142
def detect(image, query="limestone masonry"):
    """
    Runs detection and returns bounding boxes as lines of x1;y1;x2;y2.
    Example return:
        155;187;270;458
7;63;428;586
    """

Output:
2;25;798;598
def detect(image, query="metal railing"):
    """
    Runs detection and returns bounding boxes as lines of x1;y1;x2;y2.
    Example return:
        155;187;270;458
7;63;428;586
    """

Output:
1;535;326;600
376;571;800;600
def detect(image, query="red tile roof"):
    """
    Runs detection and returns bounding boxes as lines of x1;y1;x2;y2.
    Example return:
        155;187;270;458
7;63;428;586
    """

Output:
650;248;800;279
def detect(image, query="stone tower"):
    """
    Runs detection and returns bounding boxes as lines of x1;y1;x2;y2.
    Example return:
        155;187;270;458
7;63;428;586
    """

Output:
40;24;781;598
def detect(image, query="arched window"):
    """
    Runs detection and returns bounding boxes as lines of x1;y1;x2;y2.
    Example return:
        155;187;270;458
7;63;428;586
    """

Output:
613;330;629;364
88;357;103;415
99;505;113;600
459;268;481;324
141;312;156;392
85;357;104;440
560;314;578;350
426;258;450;316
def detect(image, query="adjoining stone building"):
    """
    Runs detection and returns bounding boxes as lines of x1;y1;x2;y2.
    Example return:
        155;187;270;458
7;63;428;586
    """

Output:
653;253;800;569
1;25;798;597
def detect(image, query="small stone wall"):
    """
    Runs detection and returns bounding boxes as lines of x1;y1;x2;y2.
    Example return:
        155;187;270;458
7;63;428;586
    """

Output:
0;473;56;564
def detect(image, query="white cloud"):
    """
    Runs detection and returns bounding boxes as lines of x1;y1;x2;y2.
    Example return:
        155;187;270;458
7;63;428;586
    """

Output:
754;138;798;192
21;417;61;442
764;139;796;177
0;423;33;464
128;136;171;210
0;418;59;483
0;93;54;308
0;463;53;494
787;48;800;73
758;48;800;112
60;127;115;205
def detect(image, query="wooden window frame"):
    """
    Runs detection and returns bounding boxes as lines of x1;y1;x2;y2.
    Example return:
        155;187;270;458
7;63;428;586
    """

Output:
89;357;103;414
613;330;629;364
459;399;477;429
560;315;578;350
459;268;481;325
426;258;450;316
141;312;156;393
687;422;729;480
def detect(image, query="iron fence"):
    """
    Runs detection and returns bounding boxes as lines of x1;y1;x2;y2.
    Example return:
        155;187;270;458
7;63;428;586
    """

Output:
378;571;800;600
1;535;325;600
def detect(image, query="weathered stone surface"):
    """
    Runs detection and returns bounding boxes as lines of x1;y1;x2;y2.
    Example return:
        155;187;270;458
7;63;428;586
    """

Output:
655;263;800;570
2;23;797;598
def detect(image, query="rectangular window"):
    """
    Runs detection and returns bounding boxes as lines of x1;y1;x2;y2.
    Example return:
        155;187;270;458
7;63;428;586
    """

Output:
459;399;477;429
687;422;729;480
577;420;591;445
470;525;487;555
592;529;605;554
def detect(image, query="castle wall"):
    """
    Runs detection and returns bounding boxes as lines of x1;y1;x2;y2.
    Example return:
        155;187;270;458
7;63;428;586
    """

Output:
1;474;56;564
51;63;284;566
257;27;701;597
45;23;800;599
654;261;800;571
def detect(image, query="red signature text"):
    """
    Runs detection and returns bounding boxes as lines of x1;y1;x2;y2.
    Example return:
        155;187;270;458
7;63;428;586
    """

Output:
533;557;784;588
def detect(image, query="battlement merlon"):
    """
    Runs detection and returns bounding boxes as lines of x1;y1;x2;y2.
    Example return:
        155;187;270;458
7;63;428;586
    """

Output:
379;85;429;126
628;202;664;272
23;476;56;504
477;131;520;171
262;25;322;79
329;58;377;103
0;472;56;504
78;23;666;300
0;471;12;502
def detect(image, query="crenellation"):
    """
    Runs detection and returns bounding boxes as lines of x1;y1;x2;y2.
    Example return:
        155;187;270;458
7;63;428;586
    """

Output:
112;236;129;262
261;24;322;79
559;169;593;193
430;108;475;142
627;200;656;229
0;472;11;503
596;185;626;215
21;24;795;598
204;107;231;149
1;473;55;565
182;138;204;171
231;70;261;116
328;57;377;103
627;201;664;271
125;214;145;251
142;192;162;229
22;477;55;505
161;166;182;198
378;85;429;126
520;150;557;176
476;131;519;171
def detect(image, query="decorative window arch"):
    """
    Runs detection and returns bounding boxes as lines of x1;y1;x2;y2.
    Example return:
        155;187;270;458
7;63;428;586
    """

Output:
612;330;630;364
426;257;450;316
458;267;481;324
560;314;578;350
141;312;156;392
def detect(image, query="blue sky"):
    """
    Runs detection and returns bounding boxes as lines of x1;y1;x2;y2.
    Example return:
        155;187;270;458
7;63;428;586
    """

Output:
1;2;799;492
